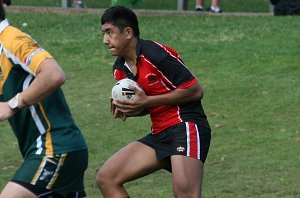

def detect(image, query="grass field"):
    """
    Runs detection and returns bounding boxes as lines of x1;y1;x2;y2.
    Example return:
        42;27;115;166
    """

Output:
1;6;300;198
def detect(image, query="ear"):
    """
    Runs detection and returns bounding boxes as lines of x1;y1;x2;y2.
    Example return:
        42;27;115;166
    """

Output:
125;27;134;39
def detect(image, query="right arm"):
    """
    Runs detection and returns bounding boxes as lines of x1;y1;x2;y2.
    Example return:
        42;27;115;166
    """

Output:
0;58;65;122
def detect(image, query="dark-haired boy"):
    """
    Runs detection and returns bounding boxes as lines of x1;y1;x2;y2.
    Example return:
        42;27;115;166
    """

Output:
97;6;211;198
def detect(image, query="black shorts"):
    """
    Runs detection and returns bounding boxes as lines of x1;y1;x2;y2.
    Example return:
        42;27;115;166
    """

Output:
138;122;211;163
11;149;88;198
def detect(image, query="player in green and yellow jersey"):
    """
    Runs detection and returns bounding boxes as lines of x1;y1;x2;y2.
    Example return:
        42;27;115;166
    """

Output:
0;1;88;197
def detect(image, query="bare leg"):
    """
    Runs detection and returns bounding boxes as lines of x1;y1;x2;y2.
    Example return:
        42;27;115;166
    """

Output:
0;182;36;198
171;156;204;198
195;0;205;10
211;0;220;7
195;0;204;6
96;141;168;198
210;0;221;12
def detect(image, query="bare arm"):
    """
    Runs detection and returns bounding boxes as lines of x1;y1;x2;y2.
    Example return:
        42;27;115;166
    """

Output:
0;58;65;121
113;82;204;116
144;83;203;107
18;58;65;108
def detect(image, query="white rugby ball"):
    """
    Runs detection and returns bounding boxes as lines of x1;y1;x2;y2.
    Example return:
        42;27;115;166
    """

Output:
111;78;142;100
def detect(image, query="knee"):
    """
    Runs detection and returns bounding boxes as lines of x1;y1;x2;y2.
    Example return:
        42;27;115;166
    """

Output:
173;180;189;196
96;166;110;188
173;180;201;198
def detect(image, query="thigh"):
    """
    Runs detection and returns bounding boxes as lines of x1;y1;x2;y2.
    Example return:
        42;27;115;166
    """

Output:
0;182;36;198
171;155;204;196
99;141;168;183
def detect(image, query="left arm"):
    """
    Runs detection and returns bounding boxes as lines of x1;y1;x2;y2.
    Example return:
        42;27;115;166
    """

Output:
145;82;203;107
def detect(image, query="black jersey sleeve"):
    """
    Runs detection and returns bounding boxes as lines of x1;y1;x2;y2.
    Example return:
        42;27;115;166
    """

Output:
157;55;195;88
141;40;195;88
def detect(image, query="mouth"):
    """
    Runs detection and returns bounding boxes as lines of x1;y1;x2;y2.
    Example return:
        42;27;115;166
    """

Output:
108;47;116;53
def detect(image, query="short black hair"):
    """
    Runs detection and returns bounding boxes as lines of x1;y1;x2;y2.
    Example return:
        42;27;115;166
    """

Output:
101;6;140;38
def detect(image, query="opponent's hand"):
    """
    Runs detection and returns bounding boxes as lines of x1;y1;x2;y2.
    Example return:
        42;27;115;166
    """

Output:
0;102;16;122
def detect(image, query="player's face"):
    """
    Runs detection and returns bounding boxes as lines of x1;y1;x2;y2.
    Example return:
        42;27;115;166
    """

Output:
101;23;129;56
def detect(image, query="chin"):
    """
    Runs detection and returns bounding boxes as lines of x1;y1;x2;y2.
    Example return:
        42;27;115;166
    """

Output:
110;52;118;56
109;49;117;56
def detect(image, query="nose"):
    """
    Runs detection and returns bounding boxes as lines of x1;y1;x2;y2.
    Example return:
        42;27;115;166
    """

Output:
103;34;109;45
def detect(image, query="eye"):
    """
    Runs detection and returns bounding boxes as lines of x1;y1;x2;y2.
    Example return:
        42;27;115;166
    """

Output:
107;30;113;37
102;29;114;38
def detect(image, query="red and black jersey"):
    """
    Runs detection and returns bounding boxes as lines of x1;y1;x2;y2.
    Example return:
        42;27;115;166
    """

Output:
113;39;210;134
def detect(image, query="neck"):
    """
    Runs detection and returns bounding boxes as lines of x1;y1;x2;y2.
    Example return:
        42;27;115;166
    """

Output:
123;37;138;62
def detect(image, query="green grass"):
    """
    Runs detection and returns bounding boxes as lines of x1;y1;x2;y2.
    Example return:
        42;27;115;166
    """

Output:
1;10;300;198
11;0;270;12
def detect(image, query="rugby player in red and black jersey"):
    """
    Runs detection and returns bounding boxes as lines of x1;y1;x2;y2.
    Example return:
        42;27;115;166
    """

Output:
97;6;211;198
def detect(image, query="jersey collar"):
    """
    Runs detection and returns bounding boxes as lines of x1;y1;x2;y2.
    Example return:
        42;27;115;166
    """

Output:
0;19;9;34
136;38;142;57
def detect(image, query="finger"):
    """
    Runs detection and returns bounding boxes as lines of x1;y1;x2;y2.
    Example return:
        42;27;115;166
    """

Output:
121;113;127;121
129;85;140;94
110;98;114;112
114;108;126;120
111;104;116;114
113;100;133;110
113;108;120;119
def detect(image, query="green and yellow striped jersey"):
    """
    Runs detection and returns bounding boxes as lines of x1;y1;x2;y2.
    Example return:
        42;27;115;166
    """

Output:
0;19;87;158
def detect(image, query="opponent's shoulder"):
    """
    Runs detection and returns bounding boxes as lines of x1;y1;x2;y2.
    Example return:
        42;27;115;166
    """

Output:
3;26;30;43
2;26;40;52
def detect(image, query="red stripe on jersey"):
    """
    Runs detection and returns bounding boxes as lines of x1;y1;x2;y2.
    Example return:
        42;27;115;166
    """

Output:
153;41;191;72
187;122;200;159
177;78;198;89
154;41;179;59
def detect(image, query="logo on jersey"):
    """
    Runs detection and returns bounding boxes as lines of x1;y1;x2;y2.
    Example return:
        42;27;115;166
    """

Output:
145;73;159;86
177;146;185;152
26;48;43;65
39;169;54;182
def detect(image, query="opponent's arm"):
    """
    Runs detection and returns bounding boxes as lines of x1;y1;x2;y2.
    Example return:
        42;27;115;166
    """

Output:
18;58;65;108
0;58;65;121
